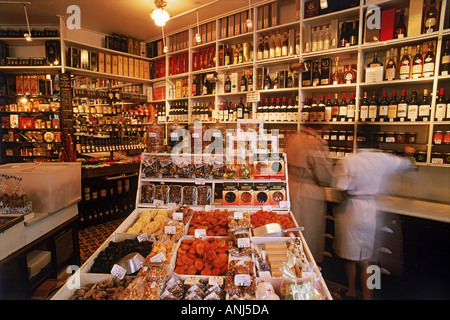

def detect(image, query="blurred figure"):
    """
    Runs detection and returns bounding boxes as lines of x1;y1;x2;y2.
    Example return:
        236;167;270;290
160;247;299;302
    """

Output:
286;127;333;263
331;147;416;300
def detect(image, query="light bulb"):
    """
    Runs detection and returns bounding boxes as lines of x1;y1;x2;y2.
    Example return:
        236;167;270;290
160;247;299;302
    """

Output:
20;97;28;103
246;19;253;29
24;33;32;42
163;45;169;53
196;33;201;43
151;8;170;27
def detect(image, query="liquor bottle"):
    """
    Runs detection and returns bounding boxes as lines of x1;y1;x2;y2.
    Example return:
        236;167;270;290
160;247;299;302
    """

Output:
324;24;331;50
394;9;407;38
238;44;243;64
435;88;446;121
397;90;408;122
234;45;239;64
331;93;339;121
367;50;383;67
237;97;245;119
332;57;341;85
412;45;423;78
423;42;435;78
325;94;332;121
192;76;198;96
247;72;253;91
272;71;279;90
312;26;318;52
223;101;229;121
275;29;282;57
349;20;358;46
418;89;430;121
318;25;324;52
360;91;369;121
301;98;310;122
280;97;288;121
369;91;379;122
240;73;247;92
441;40;450;76
388;90;398;122
320;58;331;85
423;0;439;34
312;60;321;86
256;99;263;120
399;47;411;79
282;29;289;56
294;97;300;121
274;98;281;121
379;91;389;122
263;33;270;59
407;90;419;121
295;29;301;55
339;93;348;121
225;75;231;93
225;44;231;65
310;96;318;121
339;22;348;47
264;68;272;90
385;48;396;81
202;76;209;95
343;64;356;84
263;98;269;121
244;103;250;120
286;72;293;88
269;31;276;58
257;36;264;60
268;98;275;121
228;102;234;121
347;92;356;122
317;95;325;121
287;98;294;122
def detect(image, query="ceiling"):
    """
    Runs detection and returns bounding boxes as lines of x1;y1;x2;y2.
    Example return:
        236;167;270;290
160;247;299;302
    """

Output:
0;0;256;41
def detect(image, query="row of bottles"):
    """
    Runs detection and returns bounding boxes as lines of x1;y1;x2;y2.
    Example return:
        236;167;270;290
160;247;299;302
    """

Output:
219;41;253;67
75;134;144;153
262;68;295;90
303;58;356;87
218;98;252;122
256;97;299;122
256;28;300;60
301;93;356;122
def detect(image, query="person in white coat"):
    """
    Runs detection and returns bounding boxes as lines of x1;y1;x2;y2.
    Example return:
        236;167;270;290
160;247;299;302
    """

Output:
331;147;415;300
286;127;333;264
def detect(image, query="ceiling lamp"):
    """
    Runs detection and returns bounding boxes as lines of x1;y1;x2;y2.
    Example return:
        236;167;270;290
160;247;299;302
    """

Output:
195;10;201;43
151;0;170;26
23;4;32;41
246;0;252;29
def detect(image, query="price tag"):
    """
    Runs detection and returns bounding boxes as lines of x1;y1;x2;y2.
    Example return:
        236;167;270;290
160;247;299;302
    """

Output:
209;277;224;286
233;211;244;219
237;237;250;248
263;205;273;212
150;252;166;263
184;277;200;285
168;202;177;210
137;233;149;242
234;274;251;286
246;90;260;103
279;201;290;209
111;264;127;280
259;271;271;278
195;178;206;185
154;199;164;207
195;229;207;238
165;225;176;235
205;205;215;212
173;211;183;221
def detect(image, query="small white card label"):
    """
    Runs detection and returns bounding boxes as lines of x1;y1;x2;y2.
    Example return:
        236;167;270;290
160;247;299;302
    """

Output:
234;211;244;219
208;277;224;286
195;178;206;185
279;201;290;208
263;205;273;212
234;274;251;286
154;199;164;207
137;233;149;242
150;252;166;263
195;229;207;238
205;205;215;212
173;211;183;221
111;264;127;279
237;237;250;248
259;271;271;278
165;226;176;234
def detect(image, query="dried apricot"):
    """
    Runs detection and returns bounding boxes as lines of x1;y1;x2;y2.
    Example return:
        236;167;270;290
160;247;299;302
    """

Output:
206;249;216;261
194;260;204;271
211;268;221;276
186;265;196;275
201;268;211;276
196;242;205;255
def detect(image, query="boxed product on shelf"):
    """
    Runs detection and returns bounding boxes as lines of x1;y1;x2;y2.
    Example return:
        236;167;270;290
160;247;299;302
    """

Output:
223;183;239;206
238;183;254;206
269;183;287;206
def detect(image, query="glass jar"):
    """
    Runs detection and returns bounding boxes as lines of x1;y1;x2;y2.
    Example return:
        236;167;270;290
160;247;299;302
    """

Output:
415;151;427;163
385;132;395;143
431;152;443;164
444;131;450;145
347;131;354;141
322;129;330;140
330;130;338;141
444;153;450;164
376;132;385;143
406;132;417;143
396;132;406;143
433;131;444;144
338;131;347;141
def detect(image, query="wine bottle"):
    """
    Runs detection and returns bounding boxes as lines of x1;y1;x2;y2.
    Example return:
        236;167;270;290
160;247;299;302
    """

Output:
287;98;294;122
423;0;439;34
257;36;264;60
280;97;288;121
360;91;369;121
225;44;231;66
388;90;398;122
325;94;332;122
273;98;280;121
379;91;389;122
423;42;435;78
397;90;408;122
347;93;356;122
339;22;348;47
441;40;450;76
418;89;430;121
412;45;423;78
275;29;282;57
369;91;379;122
435;88;446;121
264;68;272;90
399;46;411;79
301;98;310;122
269;31;276;59
385;48;396;81
247;71;253;91
263;33;270;59
225;75;231;93
282;28;289;56
317;95;325;121
312;60;321;86
310;96;318;121
331;93;339;121
394;9;407;38
240;73;247;92
349;20;358;46
339;93;348;122
237;97;245;119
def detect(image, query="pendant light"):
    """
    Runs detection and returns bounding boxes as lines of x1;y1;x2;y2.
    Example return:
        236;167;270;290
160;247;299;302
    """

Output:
246;0;252;29
162;26;168;53
23;4;32;41
195;9;201;43
151;0;170;26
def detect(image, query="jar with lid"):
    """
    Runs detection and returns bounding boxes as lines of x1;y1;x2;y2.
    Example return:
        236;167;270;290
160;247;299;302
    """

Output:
376;132;385;143
322;129;330;140
347;131;354;142
433;131;444;144
444;131;450;145
406;132;417;143
431;152;443;164
338;131;347;141
395;132;406;143
415;151;427;163
385;132;395;143
330;130;338;141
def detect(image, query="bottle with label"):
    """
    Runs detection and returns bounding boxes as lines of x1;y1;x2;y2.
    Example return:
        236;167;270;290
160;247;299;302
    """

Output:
312;26;318;52
423;0;439;34
394;9;407;38
347;92;356;122
302;60;312;86
339;22;348;47
435;88;446;121
275;29;282;57
324;24;331;50
280;97;288;121
349;20;358;46
367;50;383;67
343;65;356;84
225;44;231;66
312;60;321;86
268;98;275;121
301;98;310;122
274;98;281;121
264;68;272;90
418;89;430;121
388;90;398;122
287;99;294;121
369;91;379;122
397;90;408;122
332;57;341;85
412;45;423;78
269;31;276;59
331;93;339;121
294;97;300;121
282;29;289;56
360;91;369;121
399;46;411;79
263;33;270;59
247;72;253;91
225;75;231;93
310;96;318;121
385;48;397;81
240;73;247;92
237;98;245;119
441;40;450;76
263;98;269;121
325;94;332;121
257;36;264;60
317;95;325;121
423;42;435;78
379;91;389;122
407;90;419;121
339;93;348;122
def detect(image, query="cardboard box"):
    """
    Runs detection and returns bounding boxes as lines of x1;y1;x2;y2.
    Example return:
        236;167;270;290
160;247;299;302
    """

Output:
112;55;118;74
143;60;150;79
128;57;134;77
271;2;278;27
134;58;140;78
221;17;228;39
98;52;105;73
105;54;111;73
364;8;381;43
241;11;248;34
263;4;270;29
365;66;384;82
16;75;23;95
235;13;241;36
380;8;395;41
90;52;98;72
123;56;128;76
230;72;239;92
408;0;423;37
140;60;144;79
211;22;217;41
257;6;264;30
80;49;89;70
201;24;207;44
228;15;235;37
118;55;123;75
